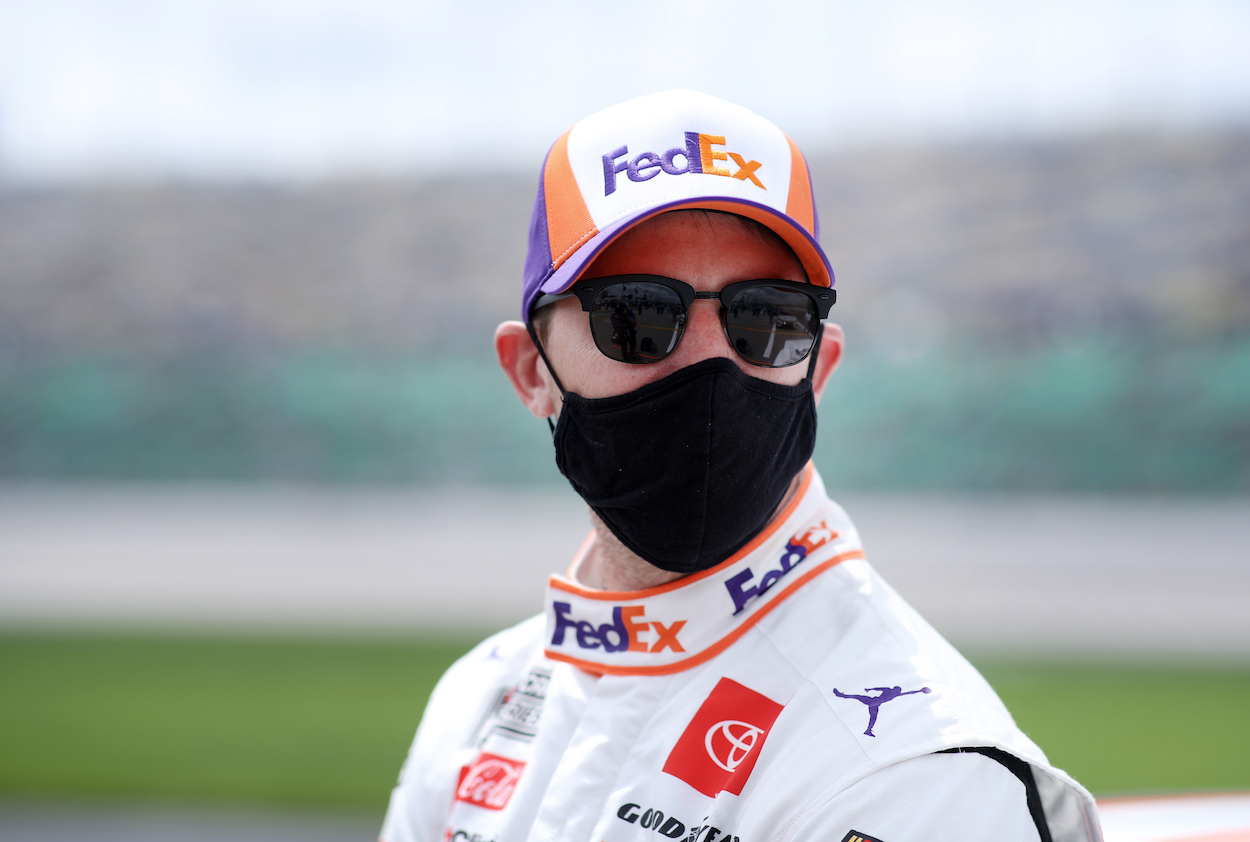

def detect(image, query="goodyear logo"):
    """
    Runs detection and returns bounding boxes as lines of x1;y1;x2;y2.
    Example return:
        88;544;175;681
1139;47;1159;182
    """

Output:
602;132;765;196
551;602;686;653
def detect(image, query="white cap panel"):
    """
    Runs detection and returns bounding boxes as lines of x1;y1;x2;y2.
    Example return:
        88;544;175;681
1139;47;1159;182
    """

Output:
564;91;794;231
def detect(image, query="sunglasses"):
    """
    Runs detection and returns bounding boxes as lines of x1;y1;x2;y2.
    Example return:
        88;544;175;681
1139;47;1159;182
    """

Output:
533;274;836;368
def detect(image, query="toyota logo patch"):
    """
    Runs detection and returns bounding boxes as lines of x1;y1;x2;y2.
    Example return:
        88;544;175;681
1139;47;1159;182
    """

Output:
662;677;785;797
705;720;765;772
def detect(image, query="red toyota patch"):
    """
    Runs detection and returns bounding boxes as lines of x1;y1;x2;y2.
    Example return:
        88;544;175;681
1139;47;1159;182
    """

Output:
662;677;785;797
455;751;525;810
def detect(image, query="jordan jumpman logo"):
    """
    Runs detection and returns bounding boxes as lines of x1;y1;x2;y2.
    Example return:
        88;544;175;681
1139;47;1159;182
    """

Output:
832;685;932;737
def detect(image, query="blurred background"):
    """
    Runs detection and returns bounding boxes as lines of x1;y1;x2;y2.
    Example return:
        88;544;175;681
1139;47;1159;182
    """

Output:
1;0;1248;838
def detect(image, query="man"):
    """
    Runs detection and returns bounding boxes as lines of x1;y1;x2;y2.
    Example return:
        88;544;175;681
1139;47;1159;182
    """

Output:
381;91;1101;842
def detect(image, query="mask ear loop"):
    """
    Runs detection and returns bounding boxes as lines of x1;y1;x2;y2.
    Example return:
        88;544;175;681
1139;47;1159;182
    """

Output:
525;320;566;433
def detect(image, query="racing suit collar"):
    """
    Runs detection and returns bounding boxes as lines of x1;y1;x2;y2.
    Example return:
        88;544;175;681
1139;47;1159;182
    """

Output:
541;465;865;676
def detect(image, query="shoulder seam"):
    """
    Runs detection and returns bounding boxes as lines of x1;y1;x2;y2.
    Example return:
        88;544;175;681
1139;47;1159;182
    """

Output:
936;746;1053;842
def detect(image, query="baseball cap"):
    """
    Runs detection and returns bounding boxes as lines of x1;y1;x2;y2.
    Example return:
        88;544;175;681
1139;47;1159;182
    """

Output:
521;90;834;320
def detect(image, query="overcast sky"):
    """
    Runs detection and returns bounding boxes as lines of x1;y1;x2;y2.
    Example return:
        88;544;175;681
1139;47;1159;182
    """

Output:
1;0;1249;182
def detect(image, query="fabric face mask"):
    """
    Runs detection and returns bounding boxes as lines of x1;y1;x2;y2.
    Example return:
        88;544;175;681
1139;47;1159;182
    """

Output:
552;355;818;574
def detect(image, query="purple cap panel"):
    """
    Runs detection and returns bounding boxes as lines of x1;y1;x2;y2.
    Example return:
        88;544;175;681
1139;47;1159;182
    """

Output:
520;151;555;319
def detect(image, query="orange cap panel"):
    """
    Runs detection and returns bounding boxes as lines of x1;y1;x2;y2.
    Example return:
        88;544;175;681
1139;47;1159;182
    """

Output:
544;130;599;270
783;135;815;236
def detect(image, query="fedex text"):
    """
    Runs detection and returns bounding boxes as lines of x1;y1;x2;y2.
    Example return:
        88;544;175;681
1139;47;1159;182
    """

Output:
602;132;765;195
724;521;837;615
551;602;686;654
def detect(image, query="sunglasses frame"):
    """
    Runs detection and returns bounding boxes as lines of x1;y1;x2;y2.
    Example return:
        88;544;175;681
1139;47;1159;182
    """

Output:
532;274;836;367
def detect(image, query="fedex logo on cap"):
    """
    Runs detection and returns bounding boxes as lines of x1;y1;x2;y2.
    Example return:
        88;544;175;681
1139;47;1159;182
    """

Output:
551;602;686;654
602;132;765;196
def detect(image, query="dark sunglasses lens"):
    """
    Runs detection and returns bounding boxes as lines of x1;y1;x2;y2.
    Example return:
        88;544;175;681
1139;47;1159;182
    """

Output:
589;282;686;363
724;286;818;367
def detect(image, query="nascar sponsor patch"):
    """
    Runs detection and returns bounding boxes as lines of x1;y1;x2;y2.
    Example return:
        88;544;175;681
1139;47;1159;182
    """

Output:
455;752;525;810
473;667;551;745
662;677;784;797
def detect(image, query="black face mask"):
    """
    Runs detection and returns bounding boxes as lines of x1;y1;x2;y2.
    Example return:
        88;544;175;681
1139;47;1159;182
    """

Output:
547;354;818;574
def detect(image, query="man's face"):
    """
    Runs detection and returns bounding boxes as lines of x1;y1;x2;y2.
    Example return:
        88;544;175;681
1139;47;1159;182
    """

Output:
538;210;811;403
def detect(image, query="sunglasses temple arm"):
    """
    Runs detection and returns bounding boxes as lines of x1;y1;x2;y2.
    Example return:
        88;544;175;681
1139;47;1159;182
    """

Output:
804;322;824;383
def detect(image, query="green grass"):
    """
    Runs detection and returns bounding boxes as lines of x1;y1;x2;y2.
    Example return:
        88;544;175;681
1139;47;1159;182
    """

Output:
976;660;1250;796
0;632;480;811
1;633;1247;811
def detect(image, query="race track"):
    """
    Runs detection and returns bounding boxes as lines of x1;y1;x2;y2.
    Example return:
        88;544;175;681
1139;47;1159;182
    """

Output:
2;483;1248;655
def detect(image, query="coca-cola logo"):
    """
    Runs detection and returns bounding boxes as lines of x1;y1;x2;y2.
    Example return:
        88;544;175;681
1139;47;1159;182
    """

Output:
704;720;764;773
455;752;525;811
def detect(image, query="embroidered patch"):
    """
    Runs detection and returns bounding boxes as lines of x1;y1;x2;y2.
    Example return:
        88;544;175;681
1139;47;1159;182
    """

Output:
662;677;785;797
831;685;931;737
455;752;525;810
474;667;551;744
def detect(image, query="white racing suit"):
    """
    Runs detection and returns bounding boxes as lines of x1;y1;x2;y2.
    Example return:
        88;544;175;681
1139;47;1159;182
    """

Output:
382;467;1101;842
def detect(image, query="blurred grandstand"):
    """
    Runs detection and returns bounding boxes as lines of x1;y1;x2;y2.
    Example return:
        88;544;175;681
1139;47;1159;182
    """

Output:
2;129;1248;490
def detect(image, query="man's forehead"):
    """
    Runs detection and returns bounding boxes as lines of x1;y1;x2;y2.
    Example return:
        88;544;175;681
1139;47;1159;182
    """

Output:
582;210;806;282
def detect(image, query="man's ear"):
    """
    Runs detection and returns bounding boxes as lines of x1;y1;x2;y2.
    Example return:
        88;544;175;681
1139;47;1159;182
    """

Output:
495;321;558;419
810;322;844;406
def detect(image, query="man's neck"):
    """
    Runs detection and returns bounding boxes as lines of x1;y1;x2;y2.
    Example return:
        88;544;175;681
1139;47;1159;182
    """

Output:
575;471;805;592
